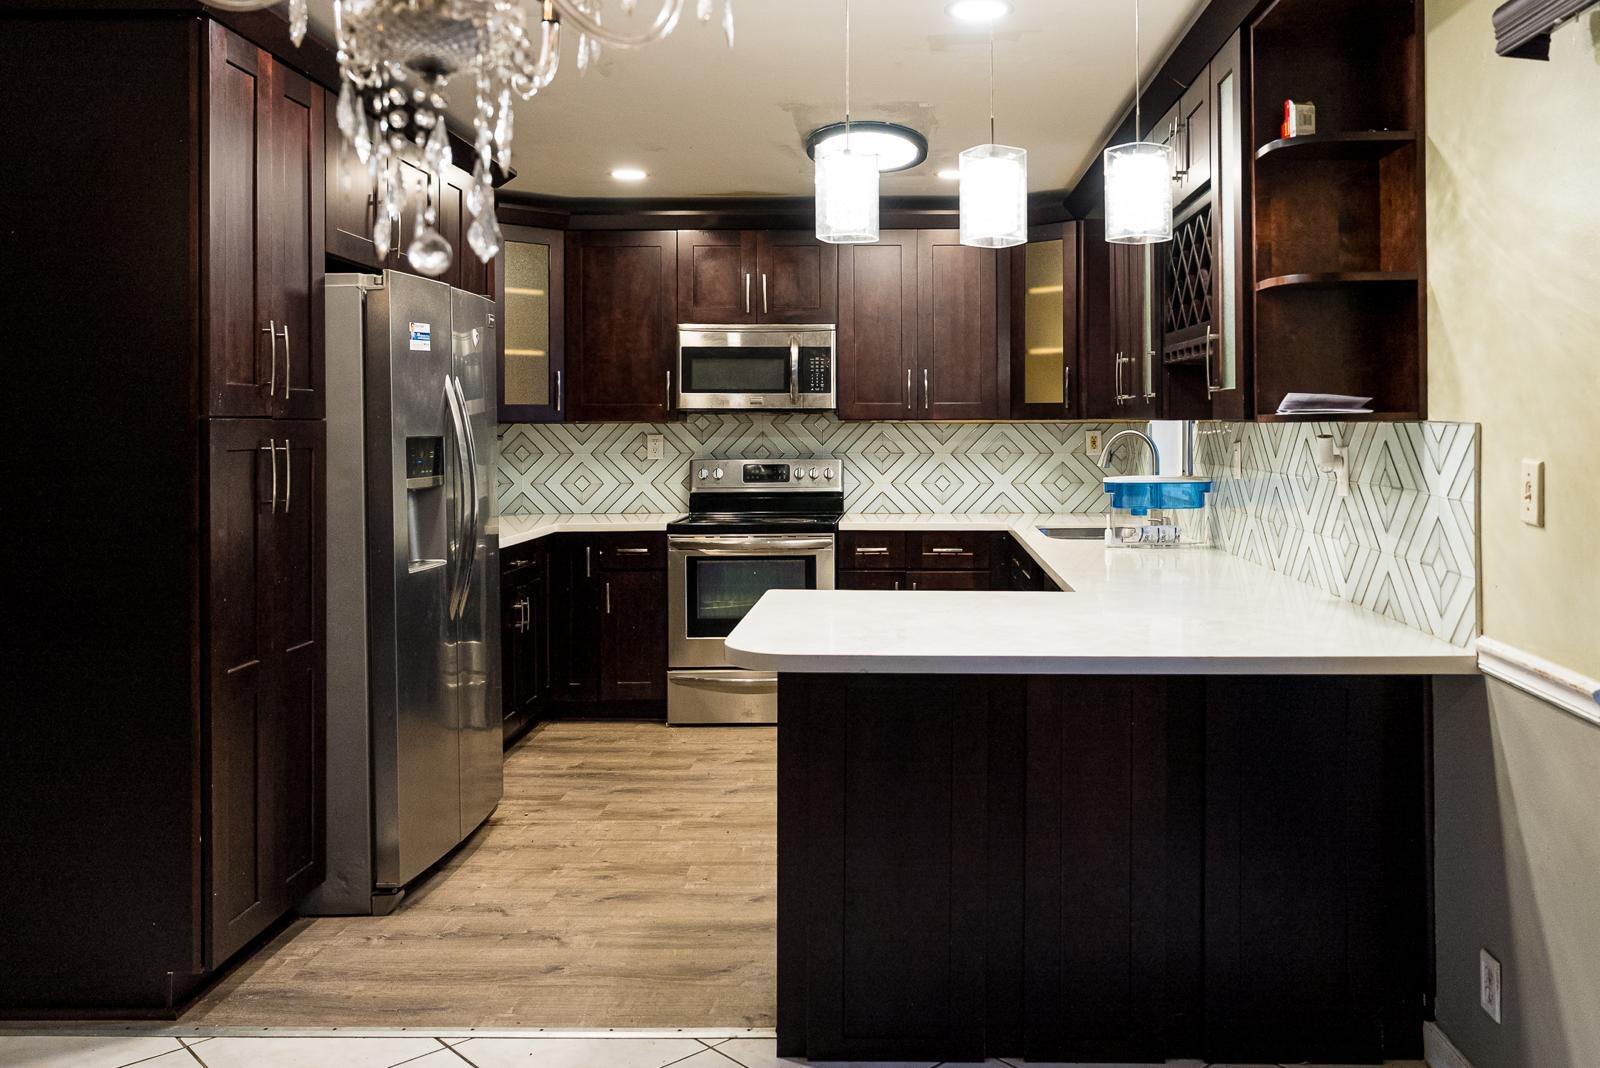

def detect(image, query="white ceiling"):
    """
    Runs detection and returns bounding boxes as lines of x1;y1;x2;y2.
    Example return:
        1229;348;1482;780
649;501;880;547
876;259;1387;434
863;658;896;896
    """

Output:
303;0;1207;200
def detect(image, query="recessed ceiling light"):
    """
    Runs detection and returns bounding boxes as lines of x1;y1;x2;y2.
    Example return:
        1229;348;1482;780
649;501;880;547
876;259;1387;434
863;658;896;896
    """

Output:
610;167;648;181
805;121;929;173
946;0;1012;22
937;168;961;180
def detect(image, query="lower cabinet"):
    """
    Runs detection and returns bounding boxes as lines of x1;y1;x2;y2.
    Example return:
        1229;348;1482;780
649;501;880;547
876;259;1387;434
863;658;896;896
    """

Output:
500;544;547;745
205;418;326;967
837;530;1058;592
503;532;668;719
778;673;1427;1064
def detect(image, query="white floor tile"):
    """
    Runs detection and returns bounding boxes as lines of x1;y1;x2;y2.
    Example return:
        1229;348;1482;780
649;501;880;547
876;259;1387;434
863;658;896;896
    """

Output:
184;1036;442;1068
0;1035;186;1068
450;1037;707;1068
710;1036;935;1068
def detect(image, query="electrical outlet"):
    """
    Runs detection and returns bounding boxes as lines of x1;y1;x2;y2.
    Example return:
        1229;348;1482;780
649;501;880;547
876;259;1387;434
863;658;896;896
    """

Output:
1520;459;1544;526
646;434;665;461
1085;430;1104;456
1480;948;1502;1023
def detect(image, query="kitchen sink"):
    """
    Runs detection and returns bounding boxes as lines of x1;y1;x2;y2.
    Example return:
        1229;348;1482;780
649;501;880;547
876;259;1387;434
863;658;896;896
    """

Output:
1037;526;1106;540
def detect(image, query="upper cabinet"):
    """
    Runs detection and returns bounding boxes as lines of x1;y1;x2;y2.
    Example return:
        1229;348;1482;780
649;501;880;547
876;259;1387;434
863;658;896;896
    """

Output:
676;230;837;324
205;22;324;421
1248;0;1424;420
566;229;678;422
324;88;380;269
837;231;1001;421
1009;223;1086;420
497;224;565;423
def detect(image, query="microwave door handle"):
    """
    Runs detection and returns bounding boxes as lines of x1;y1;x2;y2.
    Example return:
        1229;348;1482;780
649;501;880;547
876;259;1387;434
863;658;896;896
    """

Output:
789;335;800;403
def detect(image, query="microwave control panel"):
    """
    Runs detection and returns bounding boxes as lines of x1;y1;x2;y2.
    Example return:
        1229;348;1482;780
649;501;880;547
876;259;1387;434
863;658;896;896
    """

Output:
800;351;833;394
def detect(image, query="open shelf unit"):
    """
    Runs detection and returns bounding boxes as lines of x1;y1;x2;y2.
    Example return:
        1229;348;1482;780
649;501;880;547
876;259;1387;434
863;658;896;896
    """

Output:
1248;0;1425;419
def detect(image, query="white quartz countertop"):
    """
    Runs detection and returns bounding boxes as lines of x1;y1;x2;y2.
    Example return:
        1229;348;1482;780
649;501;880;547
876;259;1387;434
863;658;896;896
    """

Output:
495;513;679;549
726;513;1478;676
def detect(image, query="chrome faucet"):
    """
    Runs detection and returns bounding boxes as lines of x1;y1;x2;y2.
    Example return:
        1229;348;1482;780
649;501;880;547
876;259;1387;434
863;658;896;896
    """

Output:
1097;428;1161;474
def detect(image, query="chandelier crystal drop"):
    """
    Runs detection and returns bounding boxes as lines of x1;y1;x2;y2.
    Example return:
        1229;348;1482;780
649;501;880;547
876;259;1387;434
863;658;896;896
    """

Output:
233;0;734;274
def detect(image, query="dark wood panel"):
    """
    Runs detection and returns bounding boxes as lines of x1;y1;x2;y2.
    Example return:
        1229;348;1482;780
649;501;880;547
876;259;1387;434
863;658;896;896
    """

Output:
837;233;917;420
911;531;994;571
324;88;381;268
676;230;754;323
567;230;678;422
594;532;667;571
835;569;904;591
906;570;990;591
800;676;990;1062
1024;677;1172;1063
263;58;324;420
918;230;999;420
204;23;271;418
546;536;600;703
756;230;838;323
601;569;667;702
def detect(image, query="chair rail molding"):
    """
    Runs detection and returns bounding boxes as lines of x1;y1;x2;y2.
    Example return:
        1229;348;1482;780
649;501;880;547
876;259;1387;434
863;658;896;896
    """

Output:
1476;635;1600;727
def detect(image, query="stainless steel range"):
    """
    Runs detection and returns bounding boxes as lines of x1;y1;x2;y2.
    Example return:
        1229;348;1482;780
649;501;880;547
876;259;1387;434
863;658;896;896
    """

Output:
666;457;844;725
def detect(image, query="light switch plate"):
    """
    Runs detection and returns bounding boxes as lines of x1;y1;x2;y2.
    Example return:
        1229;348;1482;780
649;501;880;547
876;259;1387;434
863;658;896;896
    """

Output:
1480;948;1502;1023
1085;430;1104;456
1520;459;1544;526
646;434;665;461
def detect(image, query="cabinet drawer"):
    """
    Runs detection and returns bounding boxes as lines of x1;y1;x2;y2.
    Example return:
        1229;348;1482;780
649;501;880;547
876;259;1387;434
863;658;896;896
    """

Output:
907;569;991;591
840;531;907;570
837;569;905;591
912;531;994;570
595;533;666;570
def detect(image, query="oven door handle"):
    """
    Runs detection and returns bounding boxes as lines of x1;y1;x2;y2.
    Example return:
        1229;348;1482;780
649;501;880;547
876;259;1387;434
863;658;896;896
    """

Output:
669;536;835;554
671;672;779;691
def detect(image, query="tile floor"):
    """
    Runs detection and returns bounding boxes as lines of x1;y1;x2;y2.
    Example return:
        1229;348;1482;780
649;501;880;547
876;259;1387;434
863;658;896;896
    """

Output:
0;1032;1432;1068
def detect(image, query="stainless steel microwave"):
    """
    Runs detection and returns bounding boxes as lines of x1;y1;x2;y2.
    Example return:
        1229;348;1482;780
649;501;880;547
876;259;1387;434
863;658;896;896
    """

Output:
677;325;836;411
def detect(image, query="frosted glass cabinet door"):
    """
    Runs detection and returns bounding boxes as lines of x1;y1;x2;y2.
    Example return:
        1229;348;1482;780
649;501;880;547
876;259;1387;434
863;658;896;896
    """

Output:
496;225;565;423
1008;222;1080;418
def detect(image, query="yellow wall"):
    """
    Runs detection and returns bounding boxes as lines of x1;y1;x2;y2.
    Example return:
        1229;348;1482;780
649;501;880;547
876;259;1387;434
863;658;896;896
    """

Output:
1425;4;1600;677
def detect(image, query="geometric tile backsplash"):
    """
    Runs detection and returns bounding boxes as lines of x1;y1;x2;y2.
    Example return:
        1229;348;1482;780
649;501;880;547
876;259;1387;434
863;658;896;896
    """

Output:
496;413;1135;517
1194;419;1479;645
496;412;1479;647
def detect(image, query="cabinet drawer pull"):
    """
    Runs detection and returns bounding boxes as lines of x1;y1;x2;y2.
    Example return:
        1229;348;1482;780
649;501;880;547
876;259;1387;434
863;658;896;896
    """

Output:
614;547;652;555
927;547;970;555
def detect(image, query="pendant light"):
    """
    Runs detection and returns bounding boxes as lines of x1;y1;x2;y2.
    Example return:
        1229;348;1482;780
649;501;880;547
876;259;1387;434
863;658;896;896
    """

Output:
960;33;1027;248
815;0;880;244
1103;0;1174;244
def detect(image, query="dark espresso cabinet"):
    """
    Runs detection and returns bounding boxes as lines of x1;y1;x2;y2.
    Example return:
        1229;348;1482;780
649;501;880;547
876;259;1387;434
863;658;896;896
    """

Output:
676;230;837;324
537;533;667;714
501;544;548;744
206;22;325;421
206;420;326;966
837;232;920;420
567;230;679;422
4;12;328;1010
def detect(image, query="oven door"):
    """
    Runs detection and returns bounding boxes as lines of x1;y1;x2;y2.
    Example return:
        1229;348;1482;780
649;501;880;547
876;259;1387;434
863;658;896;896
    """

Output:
668;534;835;668
677;327;835;410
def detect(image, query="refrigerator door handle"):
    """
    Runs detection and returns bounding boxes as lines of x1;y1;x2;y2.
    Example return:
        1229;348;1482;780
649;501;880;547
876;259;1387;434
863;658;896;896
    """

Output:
444;377;472;620
452;374;481;619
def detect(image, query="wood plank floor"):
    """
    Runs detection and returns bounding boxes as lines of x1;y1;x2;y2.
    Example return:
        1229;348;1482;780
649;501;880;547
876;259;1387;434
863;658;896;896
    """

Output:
184;721;777;1028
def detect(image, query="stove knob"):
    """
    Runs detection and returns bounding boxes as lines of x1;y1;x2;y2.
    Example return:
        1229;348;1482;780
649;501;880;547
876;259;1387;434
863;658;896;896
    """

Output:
823;466;834;480
697;467;709;480
713;466;724;480
809;466;819;478
794;468;807;480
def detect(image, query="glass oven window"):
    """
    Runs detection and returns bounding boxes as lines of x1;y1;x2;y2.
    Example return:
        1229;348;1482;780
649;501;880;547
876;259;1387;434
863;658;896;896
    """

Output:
687;556;814;638
681;349;790;394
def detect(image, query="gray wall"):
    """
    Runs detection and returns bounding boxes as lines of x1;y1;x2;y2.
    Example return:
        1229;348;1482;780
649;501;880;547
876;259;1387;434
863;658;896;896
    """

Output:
1432;675;1600;1068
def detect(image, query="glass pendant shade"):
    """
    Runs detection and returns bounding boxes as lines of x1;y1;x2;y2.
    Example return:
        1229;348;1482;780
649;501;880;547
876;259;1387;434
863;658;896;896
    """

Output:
815;148;880;244
959;143;1027;248
1103;140;1176;244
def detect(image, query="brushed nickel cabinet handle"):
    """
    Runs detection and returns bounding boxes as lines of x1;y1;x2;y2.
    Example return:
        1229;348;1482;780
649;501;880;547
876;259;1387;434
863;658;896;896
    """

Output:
263;319;277;398
666;370;673;414
605;580;612;614
762;273;768;315
928;547;970;555
854;546;889;555
744;272;751;314
922;369;930;411
280;439;291;513
555;369;563;412
585;545;592;578
278;322;291;399
261;438;278;514
615;547;652;555
905;368;912;410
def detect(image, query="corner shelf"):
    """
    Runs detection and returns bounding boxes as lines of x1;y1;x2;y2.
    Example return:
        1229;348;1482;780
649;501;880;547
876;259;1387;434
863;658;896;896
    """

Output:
1255;131;1417;162
1256;271;1419;292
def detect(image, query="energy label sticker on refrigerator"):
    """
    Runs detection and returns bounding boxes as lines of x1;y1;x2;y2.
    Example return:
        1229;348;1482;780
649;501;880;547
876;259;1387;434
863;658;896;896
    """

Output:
408;322;432;351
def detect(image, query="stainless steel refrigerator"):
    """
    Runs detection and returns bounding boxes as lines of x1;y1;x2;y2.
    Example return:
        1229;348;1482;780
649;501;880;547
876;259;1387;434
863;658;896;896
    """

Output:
305;270;502;916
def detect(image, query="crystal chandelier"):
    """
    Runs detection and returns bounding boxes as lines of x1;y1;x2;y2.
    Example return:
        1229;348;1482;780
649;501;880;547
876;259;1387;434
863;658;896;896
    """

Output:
208;0;734;275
